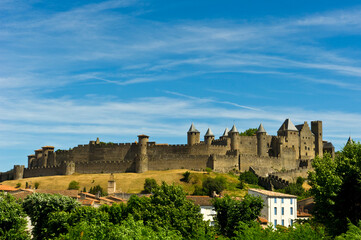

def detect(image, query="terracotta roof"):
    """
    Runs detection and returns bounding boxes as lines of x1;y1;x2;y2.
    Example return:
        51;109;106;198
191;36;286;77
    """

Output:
248;188;297;198
106;196;127;203
35;189;79;198
10;191;33;199
257;217;268;224
80;192;97;199
186;196;213;206
0;184;18;191
297;211;312;217
80;199;94;206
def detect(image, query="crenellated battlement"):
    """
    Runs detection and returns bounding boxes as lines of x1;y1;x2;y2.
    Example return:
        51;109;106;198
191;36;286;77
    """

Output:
0;119;333;182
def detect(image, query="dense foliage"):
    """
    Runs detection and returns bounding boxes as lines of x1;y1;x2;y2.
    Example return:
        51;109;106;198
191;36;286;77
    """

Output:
181;171;191;183
239;128;258;136
127;182;213;239
89;184;107;196
0;192;30;240
309;142;361;236
213;194;263;237
67;180;80;190
22;193;80;239
143;178;158;193
193;176;227;196
239;170;258;185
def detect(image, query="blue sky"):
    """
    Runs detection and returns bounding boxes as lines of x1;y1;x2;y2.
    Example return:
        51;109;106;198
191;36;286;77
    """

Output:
1;0;361;171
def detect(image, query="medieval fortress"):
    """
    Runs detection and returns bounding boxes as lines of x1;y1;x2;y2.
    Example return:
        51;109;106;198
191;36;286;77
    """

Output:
0;119;334;182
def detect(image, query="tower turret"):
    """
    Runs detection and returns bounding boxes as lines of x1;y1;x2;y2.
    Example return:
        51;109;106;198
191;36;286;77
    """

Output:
257;123;268;157
187;123;200;146
230;124;240;151
136;134;149;173
204;128;215;145
311;121;323;158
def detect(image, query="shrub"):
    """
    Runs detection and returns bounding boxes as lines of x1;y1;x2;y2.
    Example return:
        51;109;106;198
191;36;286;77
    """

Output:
22;193;80;239
67;181;80;190
15;183;21;188
0;192;30;240
34;182;40;189
142;178;158;193
89;185;107;196
202;176;227;196
239;170;258;185
181;171;191;183
205;167;212;173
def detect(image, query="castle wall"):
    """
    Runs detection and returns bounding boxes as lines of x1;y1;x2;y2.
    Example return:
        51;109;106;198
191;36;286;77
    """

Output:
210;154;239;173
148;154;210;171
0;169;14;182
24;165;65;178
75;160;135;173
89;143;137;162
239;136;257;154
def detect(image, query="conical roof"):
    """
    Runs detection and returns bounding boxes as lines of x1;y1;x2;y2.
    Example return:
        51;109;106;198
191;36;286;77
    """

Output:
347;136;354;144
222;128;229;137
188;123;200;133
257;123;266;133
230;124;239;133
278;119;298;132
205;128;215;137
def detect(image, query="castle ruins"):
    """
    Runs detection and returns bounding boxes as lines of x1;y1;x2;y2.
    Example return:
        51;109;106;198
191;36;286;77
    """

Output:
0;119;334;182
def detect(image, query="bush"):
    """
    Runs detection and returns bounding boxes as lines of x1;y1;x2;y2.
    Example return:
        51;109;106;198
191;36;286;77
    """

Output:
15;183;21;188
89;185;107;196
239;171;258;185
181;171;191;183
67;181;80;190
34;182;39;189
22;193;80;239
213;194;264;238
0;192;30;240
142;178;158;193
202;176;227;196
205;167;212;173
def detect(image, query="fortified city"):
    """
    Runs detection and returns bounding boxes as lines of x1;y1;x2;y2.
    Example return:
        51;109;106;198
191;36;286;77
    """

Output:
0;118;334;182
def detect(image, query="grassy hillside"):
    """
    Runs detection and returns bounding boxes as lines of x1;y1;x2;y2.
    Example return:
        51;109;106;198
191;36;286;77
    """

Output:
2;169;251;197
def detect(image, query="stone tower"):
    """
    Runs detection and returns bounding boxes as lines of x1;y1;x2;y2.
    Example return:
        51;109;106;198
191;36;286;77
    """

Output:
107;173;116;195
278;119;300;158
204;128;215;145
257;123;267;157
136;134;149;173
230;124;239;151
311;121;323;158
187;123;200;146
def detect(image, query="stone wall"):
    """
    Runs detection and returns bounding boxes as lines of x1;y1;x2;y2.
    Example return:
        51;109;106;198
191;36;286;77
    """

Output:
75;160;135;173
148;154;211;171
210;154;239;173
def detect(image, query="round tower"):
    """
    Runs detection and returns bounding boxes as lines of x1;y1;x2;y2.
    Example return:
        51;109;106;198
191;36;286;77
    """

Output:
187;123;200;146
204;128;215;145
136;134;149;173
230;124;239;151
257;123;267;157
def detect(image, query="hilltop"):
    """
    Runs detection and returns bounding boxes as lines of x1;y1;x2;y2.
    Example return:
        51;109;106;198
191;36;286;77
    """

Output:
2;169;250;197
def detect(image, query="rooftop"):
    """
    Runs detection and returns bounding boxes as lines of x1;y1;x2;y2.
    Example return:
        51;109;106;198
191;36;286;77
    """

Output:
186;196;213;206
248;188;297;198
0;184;18;192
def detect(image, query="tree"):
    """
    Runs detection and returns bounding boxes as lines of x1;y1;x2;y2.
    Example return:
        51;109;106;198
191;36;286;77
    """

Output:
142;178;158;193
0;192;30;240
239;170;258;185
22;193;80;239
89;185;107;196
309;142;361;236
212;194;263;237
240;128;258;136
126;182;213;239
181;171;191;183
336;221;361;240
67;181;80;190
202;176;227;196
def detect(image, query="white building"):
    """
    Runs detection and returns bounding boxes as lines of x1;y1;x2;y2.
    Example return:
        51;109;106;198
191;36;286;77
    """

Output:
187;196;216;226
248;188;297;228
